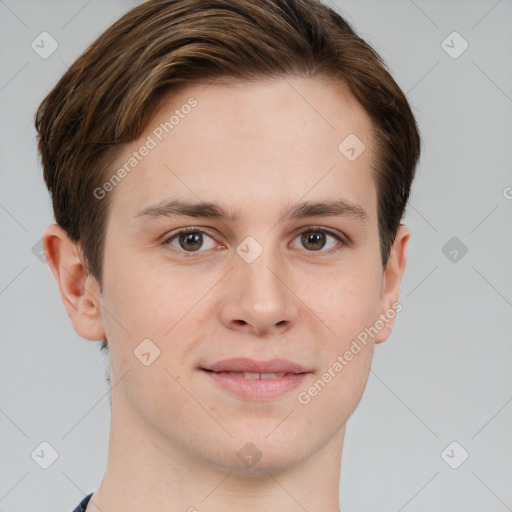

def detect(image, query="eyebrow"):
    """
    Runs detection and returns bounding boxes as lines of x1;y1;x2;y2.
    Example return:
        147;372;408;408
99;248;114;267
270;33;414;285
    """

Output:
134;198;369;224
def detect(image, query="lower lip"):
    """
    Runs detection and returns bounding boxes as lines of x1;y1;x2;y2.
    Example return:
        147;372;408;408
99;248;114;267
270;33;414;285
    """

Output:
202;370;310;400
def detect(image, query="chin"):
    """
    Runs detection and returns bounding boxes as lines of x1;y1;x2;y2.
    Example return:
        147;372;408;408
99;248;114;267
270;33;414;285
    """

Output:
209;445;308;476
223;430;310;475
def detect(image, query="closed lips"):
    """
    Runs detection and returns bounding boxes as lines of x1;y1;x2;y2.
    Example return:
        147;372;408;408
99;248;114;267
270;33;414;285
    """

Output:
200;357;312;375
202;370;293;379
201;358;312;400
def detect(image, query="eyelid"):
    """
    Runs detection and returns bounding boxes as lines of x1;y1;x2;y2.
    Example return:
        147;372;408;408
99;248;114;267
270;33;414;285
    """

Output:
161;226;221;254
292;225;349;244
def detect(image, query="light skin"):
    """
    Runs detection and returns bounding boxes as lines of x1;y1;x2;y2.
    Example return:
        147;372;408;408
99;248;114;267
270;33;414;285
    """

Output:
43;76;409;512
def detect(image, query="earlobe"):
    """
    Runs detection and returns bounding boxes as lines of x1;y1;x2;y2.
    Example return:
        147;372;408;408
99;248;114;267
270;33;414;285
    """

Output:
374;224;410;344
42;224;106;341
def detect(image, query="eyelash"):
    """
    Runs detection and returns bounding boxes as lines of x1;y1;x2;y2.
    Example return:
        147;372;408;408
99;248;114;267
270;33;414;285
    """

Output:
161;226;347;258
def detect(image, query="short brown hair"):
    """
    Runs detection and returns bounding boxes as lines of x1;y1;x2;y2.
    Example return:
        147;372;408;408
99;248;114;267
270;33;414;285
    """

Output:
35;0;420;285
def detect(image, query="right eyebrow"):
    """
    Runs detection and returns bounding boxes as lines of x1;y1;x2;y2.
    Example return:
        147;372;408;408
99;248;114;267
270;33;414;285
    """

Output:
134;198;240;223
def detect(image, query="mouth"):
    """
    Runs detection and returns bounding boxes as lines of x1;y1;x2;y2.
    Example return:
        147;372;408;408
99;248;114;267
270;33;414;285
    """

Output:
201;369;306;379
200;358;312;400
201;357;311;374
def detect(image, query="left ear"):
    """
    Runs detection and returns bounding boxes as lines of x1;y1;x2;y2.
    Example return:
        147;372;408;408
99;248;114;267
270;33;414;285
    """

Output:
374;223;410;344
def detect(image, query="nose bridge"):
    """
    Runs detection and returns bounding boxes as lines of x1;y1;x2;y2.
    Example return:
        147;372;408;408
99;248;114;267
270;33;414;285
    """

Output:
218;231;299;333
235;232;288;306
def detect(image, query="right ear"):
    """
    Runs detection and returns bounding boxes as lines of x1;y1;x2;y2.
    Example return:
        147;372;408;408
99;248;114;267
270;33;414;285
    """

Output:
42;224;106;341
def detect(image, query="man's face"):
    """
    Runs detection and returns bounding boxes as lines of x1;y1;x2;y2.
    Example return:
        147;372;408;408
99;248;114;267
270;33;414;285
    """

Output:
91;77;405;472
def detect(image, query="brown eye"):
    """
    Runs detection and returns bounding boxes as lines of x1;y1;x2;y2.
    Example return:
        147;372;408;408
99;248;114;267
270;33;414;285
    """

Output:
178;231;203;251
292;228;344;254
163;228;217;254
300;231;327;251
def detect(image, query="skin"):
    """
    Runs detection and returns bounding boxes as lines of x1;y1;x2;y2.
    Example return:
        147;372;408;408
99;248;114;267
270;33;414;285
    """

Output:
43;76;409;512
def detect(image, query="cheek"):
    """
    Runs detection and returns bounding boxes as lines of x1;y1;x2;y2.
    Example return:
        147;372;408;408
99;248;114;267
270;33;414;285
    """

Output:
101;251;191;342
102;259;197;421
297;273;379;415
307;264;383;343
314;267;381;409
298;341;374;428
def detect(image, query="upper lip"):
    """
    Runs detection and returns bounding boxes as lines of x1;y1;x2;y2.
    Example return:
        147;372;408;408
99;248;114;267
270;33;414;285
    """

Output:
202;358;311;374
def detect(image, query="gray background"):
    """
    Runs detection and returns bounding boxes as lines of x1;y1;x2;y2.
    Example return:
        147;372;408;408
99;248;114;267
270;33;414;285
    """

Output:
1;0;511;511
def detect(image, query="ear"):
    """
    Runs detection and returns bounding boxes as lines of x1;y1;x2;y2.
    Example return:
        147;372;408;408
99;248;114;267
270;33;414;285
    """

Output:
42;224;106;341
374;223;409;344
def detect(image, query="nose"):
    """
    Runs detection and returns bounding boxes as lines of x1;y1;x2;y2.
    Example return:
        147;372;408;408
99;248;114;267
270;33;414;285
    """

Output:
217;242;299;336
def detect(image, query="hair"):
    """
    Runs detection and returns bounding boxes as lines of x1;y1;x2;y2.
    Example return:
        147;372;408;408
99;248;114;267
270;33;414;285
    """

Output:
35;0;421;355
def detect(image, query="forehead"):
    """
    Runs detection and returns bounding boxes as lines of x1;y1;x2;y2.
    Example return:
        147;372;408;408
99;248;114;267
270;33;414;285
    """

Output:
106;76;378;226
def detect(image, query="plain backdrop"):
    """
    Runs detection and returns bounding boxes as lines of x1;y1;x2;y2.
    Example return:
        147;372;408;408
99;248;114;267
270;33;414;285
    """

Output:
1;1;511;511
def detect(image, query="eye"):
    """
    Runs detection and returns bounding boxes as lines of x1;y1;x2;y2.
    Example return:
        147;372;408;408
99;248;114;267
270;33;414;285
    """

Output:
290;228;345;255
162;226;346;257
162;227;218;255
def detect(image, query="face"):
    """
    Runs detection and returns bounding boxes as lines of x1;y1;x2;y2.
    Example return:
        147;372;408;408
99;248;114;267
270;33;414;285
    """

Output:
49;76;409;474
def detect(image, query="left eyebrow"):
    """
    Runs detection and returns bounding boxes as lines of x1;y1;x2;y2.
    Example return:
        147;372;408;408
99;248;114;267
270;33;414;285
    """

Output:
133;198;369;224
281;199;369;224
